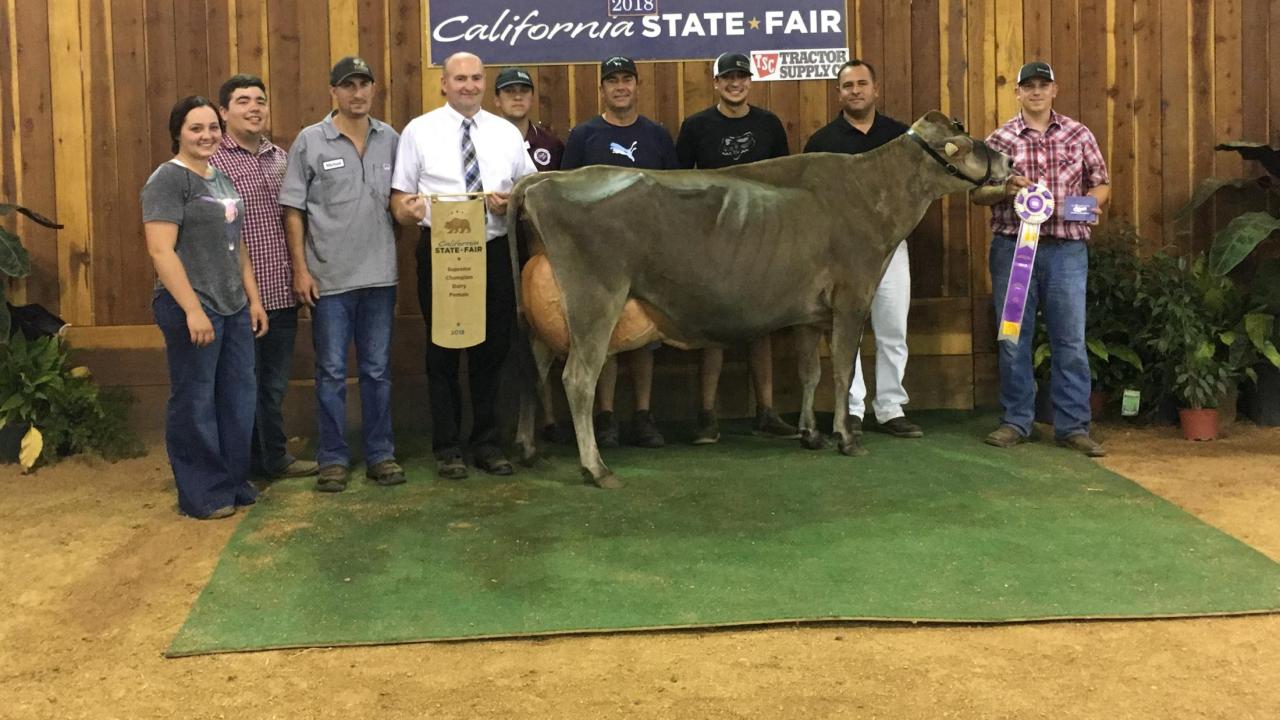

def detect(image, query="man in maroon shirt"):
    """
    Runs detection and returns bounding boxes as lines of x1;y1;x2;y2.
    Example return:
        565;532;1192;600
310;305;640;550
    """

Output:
493;66;573;444
211;74;318;480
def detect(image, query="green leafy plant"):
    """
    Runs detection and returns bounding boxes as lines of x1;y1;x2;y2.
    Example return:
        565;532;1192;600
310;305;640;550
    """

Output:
1175;142;1280;275
0;203;63;341
0;333;144;468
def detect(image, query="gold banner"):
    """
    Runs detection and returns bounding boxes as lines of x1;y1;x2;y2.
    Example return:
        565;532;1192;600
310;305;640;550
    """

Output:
429;195;487;349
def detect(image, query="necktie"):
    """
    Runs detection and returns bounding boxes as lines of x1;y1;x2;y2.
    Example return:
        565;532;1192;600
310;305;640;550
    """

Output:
461;117;483;194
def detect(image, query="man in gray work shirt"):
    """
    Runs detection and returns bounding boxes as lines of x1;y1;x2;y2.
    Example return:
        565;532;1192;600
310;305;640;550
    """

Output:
279;56;404;492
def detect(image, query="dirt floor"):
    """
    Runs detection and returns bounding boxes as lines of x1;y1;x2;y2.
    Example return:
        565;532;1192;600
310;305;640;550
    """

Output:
2;419;1278;720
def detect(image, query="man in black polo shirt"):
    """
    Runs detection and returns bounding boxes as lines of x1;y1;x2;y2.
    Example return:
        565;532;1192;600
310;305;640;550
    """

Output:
675;51;798;445
803;59;923;441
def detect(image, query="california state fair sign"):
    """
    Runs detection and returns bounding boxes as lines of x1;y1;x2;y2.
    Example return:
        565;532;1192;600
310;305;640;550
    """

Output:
427;0;848;66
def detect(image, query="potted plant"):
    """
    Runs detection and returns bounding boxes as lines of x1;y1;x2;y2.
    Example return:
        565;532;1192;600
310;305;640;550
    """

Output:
1170;341;1232;440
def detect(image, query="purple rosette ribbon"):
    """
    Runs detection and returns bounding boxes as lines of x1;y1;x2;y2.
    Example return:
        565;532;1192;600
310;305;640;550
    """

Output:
998;184;1055;345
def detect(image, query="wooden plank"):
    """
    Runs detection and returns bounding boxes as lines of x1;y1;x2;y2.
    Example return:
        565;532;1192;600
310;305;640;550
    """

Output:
798;81;831;150
653;62;680;140
537;66;570;138
765;78;803;155
1022;0;1052;62
110;0;154;325
1109;0;1136;226
297;0;331;130
1160;2;1191;250
1133;0;1162;243
266;0;301;146
679;60;712;122
235;0;266;77
1273;0;1280;146
206;0;232;92
1077;0;1108;156
993;0;1022;124
357;0;387;120
1051;0;1080;120
1190;0;1216;255
1241;0;1268;148
14;0;59;311
144;0;176;166
635;61;657;124
1214;0;1243;179
329;0;358;61
389;0;423;127
572;63;598;128
172;0;208;96
941;0;971;298
0;0;15;214
910;0;944;299
882;0;912;122
968;0;997;300
847;0;860;57
48;0;93;325
973;352;999;407
85;0;120;325
859;0;884;70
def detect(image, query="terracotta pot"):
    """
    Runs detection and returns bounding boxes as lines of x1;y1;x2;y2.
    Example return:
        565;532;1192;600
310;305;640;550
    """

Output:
1178;408;1219;441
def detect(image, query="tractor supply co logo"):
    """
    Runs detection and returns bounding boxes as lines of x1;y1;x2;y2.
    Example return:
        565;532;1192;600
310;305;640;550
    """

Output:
427;1;847;65
750;47;849;81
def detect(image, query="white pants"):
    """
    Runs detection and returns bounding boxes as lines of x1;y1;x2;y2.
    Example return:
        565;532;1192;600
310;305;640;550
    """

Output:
848;242;911;422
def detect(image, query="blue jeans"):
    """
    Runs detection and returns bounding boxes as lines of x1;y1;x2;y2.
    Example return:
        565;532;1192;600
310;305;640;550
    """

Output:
989;235;1091;439
312;286;396;469
251;306;299;476
153;290;258;517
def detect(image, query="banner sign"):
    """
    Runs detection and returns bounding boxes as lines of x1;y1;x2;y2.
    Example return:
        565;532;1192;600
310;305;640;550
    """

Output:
427;0;848;66
430;195;488;349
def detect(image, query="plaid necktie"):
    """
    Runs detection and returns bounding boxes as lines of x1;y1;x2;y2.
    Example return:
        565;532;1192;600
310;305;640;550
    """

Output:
461;117;483;194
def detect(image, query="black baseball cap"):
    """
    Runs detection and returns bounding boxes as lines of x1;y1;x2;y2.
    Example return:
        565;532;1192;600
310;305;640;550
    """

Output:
330;56;375;86
495;67;534;93
600;55;638;79
1017;61;1054;85
713;52;752;78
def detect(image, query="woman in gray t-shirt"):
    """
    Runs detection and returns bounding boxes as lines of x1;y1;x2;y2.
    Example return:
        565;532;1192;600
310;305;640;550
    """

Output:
141;96;269;520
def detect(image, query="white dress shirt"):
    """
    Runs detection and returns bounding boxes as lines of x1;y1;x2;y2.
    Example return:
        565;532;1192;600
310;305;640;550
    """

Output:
391;104;537;241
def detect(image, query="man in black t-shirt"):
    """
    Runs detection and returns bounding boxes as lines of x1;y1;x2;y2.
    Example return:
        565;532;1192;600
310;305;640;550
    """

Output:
803;59;923;442
674;51;799;445
561;55;679;450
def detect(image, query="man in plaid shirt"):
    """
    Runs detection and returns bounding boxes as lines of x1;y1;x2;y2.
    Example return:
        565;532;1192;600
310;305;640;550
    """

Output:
972;61;1111;457
211;74;318;479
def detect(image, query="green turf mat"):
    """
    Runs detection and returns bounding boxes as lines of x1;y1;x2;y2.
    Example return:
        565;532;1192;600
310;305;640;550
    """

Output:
168;412;1280;656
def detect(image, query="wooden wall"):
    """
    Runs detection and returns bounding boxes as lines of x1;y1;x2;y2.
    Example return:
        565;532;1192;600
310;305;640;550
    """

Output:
2;0;1278;421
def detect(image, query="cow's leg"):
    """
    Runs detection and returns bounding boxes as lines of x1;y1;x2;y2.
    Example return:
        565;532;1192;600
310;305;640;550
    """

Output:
830;310;869;457
563;339;622;488
514;336;557;466
794;325;829;450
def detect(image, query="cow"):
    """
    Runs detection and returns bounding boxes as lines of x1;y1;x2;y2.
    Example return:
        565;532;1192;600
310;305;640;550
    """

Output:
507;111;1013;489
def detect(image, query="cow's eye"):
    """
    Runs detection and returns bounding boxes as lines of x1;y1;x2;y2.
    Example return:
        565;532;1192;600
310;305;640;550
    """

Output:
951;119;967;134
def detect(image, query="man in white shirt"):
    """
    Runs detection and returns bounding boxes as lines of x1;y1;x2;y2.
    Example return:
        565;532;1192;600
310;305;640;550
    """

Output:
391;52;537;480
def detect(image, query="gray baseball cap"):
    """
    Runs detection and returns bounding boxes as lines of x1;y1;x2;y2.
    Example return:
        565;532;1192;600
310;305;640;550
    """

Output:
1017;61;1054;85
495;67;534;93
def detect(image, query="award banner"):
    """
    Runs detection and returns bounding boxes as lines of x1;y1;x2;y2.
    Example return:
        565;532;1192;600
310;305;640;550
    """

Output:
427;0;847;66
998;184;1055;345
430;195;488;349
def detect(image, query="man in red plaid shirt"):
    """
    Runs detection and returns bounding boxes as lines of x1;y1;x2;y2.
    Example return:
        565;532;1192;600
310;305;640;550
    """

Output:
972;61;1111;457
211;74;318;480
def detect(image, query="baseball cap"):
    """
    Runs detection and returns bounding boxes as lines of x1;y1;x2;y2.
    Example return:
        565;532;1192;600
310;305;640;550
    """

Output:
330;56;375;86
1017;61;1054;85
600;55;638;79
713;52;752;78
495;67;535;93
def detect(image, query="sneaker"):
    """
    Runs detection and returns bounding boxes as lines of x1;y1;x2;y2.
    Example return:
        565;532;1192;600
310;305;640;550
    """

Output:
316;464;349;492
1057;432;1107;457
595;411;620;449
365;459;407;486
273;459;320;479
691;409;720;445
877;416;924;438
473;447;515;476
983;424;1026;448
630;410;666;448
197;505;236;520
753;407;800;438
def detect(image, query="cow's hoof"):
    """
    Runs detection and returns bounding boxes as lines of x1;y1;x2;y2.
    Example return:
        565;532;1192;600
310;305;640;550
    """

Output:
800;429;831;450
838;436;869;457
515;442;539;467
581;467;625;490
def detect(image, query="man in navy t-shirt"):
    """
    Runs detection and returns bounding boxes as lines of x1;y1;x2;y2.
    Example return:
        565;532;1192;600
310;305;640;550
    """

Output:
561;55;678;449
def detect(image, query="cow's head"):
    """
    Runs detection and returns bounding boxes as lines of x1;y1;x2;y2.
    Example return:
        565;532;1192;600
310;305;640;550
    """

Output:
906;111;1012;187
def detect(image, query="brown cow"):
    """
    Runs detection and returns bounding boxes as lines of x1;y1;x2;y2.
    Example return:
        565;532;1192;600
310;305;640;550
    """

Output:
509;111;1013;488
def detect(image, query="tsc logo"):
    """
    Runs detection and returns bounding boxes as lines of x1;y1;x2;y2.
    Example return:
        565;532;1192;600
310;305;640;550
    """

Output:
752;52;779;79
